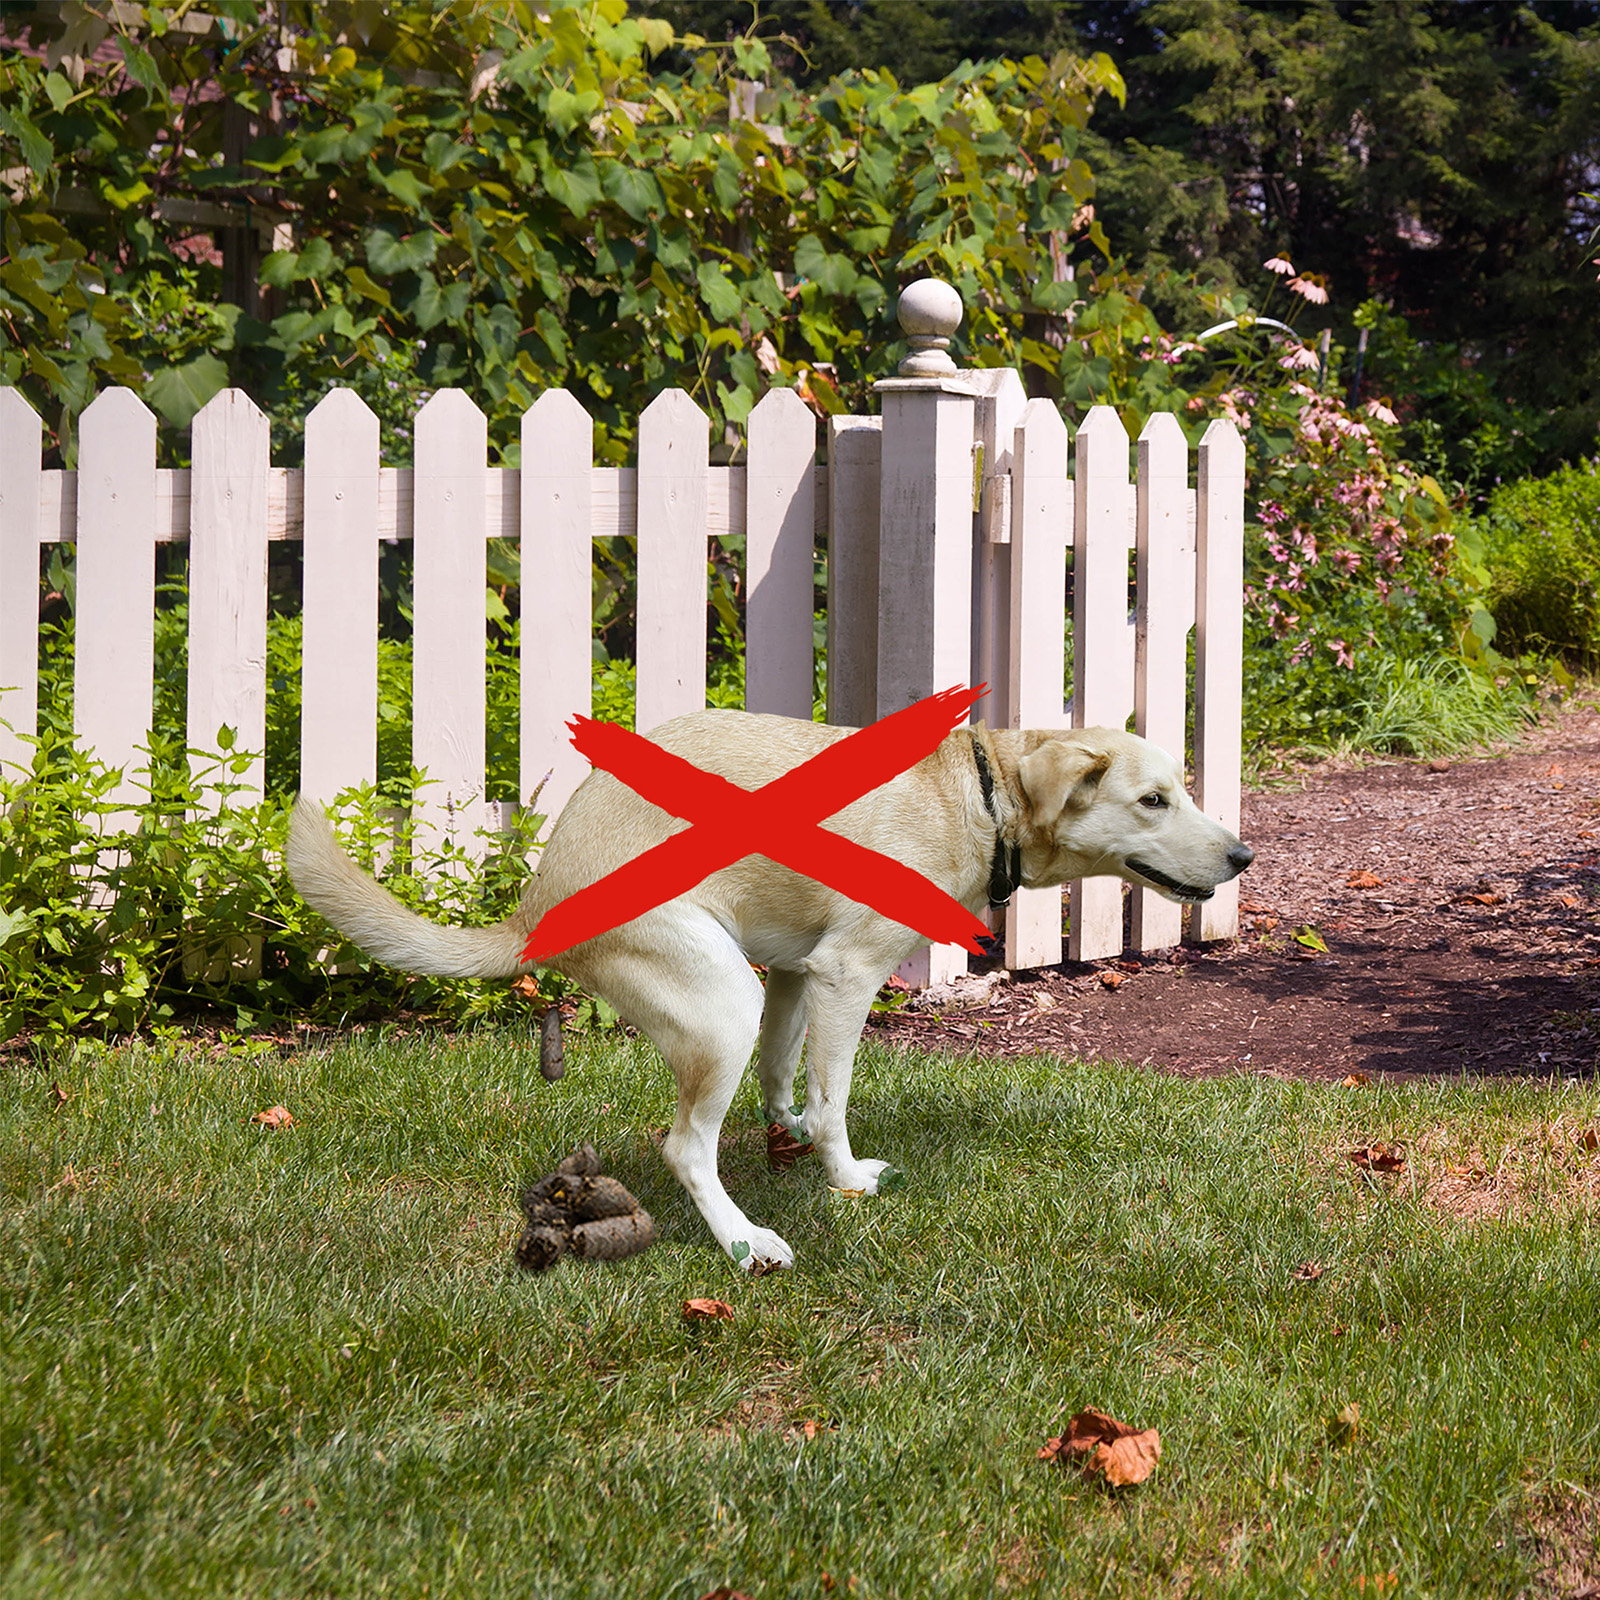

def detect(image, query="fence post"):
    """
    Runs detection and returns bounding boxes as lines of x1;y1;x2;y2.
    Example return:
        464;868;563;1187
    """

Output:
0;388;41;781
520;389;593;833
412;389;487;861
300;387;380;804
745;386;817;720
874;278;977;988
824;414;881;728
636;388;709;734
188;389;270;801
1005;397;1071;970
1190;419;1246;944
1131;410;1193;952
1068;404;1133;963
75;387;157;809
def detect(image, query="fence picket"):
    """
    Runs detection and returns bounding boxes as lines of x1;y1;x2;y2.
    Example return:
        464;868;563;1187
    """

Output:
75;388;157;805
635;388;709;733
300;388;380;803
1005;397;1071;970
824;415;880;728
1069;404;1132;963
0;388;40;780
188;389;270;799
412;389;487;859
745;387;817;720
520;389;593;830
971;368;1028;732
1130;411;1193;952
1190;419;1246;943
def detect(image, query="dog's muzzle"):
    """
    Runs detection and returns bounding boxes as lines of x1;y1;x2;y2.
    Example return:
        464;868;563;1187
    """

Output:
1125;842;1254;904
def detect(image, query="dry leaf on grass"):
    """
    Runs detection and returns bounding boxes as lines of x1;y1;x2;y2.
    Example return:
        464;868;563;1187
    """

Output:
766;1123;815;1171
48;1080;70;1110
1339;1072;1371;1088
1347;1143;1405;1173
696;1590;754;1600
1038;1407;1162;1486
252;1105;295;1129
683;1298;734;1321
1326;1401;1361;1448
1292;1261;1325;1283
1347;871;1385;889
1577;1128;1600;1153
511;975;539;999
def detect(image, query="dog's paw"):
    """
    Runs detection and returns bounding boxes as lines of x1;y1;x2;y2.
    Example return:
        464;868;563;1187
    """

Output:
727;1228;794;1273
827;1158;903;1197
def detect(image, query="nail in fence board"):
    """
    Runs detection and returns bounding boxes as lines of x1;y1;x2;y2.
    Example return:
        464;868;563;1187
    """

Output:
636;388;709;734
745;387;817;722
412;389;487;860
300;388;380;804
521;389;594;833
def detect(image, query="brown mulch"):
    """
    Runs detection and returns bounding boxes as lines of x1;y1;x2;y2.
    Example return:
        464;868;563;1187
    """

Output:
869;704;1600;1082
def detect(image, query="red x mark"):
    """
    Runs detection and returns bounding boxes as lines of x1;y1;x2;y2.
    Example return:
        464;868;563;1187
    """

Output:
520;684;994;963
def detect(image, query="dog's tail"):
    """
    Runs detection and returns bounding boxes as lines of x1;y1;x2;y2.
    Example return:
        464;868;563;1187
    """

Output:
285;795;533;978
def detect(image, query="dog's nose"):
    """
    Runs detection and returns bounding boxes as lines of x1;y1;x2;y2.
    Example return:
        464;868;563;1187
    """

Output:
1228;841;1255;876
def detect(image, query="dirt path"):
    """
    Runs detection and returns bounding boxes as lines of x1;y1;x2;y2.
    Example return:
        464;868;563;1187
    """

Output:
869;706;1600;1081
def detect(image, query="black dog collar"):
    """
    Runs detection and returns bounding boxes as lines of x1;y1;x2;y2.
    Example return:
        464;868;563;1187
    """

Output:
971;737;1022;910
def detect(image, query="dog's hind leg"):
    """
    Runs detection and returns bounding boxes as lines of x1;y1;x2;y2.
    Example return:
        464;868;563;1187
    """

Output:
755;966;809;1135
565;907;793;1272
797;944;899;1197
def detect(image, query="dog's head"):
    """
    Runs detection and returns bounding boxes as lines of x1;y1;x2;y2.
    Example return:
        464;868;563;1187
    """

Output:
1013;730;1253;903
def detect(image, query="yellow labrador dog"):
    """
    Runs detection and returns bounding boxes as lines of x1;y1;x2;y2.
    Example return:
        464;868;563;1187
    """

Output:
287;711;1252;1271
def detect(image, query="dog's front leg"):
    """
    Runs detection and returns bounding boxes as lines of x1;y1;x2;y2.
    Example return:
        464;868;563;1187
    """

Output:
799;949;901;1195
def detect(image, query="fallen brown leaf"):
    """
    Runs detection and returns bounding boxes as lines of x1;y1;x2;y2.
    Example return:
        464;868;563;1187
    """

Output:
511;975;539;999
1326;1401;1361;1448
252;1105;295;1129
766;1122;815;1172
1346;871;1385;889
1239;899;1275;915
683;1298;734;1321
48;1080;70;1110
1292;1261;1325;1283
1451;891;1505;907
1098;970;1128;991
1557;894;1581;909
1347;1143;1405;1173
1339;1072;1370;1088
1039;1407;1161;1487
696;1590;754;1600
1577;1128;1600;1153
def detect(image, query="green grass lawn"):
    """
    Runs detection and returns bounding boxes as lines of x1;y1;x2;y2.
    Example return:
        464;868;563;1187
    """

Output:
3;1029;1599;1598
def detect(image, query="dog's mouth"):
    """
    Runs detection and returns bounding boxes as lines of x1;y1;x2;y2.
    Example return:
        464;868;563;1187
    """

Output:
1124;858;1215;903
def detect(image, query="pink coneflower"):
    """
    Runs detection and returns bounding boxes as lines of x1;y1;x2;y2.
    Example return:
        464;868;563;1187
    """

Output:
1264;256;1296;275
1327;638;1354;670
1277;344;1321;370
1288;275;1330;305
1365;398;1398;426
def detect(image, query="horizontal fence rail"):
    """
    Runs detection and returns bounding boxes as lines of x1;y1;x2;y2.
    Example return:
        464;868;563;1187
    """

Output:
0;371;1244;976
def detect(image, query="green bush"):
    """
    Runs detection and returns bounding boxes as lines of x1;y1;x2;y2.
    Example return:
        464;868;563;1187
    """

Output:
1462;459;1600;667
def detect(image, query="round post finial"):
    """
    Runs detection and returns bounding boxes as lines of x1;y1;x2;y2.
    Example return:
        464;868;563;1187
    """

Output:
896;279;963;377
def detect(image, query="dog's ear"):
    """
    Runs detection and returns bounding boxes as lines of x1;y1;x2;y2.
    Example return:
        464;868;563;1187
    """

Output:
1016;739;1114;821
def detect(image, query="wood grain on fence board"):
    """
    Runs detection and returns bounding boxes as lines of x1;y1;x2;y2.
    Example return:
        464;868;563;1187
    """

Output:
0;388;40;780
824;415;880;729
971;367;1027;734
188;390;270;800
877;381;976;987
1069;404;1132;964
75;388;157;804
412;389;487;860
520;389;593;833
1130;411;1192;953
300;387;380;803
1190;419;1246;944
1005;397;1070;971
635;389;710;734
745;387;817;721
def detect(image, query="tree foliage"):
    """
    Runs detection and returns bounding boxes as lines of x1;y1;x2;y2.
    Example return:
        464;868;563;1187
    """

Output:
0;0;1132;465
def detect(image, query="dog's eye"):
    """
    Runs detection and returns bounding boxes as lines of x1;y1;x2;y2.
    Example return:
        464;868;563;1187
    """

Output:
1139;792;1167;810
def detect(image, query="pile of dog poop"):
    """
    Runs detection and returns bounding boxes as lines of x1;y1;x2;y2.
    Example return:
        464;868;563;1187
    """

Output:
515;1141;656;1271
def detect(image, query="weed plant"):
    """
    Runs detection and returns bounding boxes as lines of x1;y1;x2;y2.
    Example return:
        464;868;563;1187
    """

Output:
2;1034;1598;1597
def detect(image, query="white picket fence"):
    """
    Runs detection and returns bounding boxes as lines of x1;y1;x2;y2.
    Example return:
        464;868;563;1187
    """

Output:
0;282;1244;979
